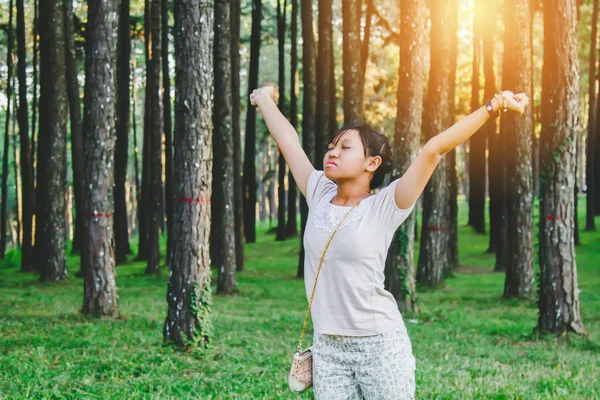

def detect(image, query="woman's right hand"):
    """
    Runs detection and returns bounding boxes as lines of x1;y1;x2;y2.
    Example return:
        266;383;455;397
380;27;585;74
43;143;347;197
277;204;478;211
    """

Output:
250;86;275;107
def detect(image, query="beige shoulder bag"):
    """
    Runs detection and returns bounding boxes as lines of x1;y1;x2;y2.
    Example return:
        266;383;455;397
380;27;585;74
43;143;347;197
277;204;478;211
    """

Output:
288;203;359;393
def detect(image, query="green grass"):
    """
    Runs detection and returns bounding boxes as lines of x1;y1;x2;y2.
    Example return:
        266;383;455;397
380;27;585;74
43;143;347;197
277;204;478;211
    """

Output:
0;196;599;399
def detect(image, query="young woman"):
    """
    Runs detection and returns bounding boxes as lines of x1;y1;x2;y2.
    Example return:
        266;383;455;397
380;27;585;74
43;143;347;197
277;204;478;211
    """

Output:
250;87;529;399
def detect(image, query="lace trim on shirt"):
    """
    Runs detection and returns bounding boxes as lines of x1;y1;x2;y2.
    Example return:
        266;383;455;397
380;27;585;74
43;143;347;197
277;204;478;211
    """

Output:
312;192;372;233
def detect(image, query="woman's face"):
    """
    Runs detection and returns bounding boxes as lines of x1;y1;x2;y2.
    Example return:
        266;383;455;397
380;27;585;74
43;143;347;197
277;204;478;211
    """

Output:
324;129;373;182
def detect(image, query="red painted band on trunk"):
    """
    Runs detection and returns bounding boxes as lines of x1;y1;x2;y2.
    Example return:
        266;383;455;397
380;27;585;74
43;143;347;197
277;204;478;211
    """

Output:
546;215;561;221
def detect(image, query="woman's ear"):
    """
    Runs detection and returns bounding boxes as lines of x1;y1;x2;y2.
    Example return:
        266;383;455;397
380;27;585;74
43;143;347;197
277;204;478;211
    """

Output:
366;155;382;172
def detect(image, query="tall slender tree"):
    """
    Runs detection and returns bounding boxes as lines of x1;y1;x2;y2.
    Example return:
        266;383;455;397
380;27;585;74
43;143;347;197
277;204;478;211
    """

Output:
342;0;361;124
231;0;244;271
1;0;14;260
286;0;299;238
82;0;119;316
276;0;288;242
298;0;316;277
315;0;335;167
384;0;427;313
538;0;585;335
115;0;132;264
31;0;39;183
213;0;237;294
16;0;33;267
243;0;262;243
146;0;163;275
502;0;535;299
417;0;457;287
64;0;85;259
468;0;486;234
162;0;174;263
165;0;214;348
586;0;598;231
38;0;68;281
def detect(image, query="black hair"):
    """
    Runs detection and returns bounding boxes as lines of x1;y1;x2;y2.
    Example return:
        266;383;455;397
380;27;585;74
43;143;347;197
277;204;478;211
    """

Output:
331;122;393;190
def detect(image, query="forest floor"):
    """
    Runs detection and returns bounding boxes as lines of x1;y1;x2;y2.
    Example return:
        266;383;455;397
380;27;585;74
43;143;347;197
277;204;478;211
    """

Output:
0;196;599;399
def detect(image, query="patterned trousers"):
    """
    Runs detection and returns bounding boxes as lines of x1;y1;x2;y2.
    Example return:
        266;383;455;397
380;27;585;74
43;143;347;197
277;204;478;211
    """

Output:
312;324;416;399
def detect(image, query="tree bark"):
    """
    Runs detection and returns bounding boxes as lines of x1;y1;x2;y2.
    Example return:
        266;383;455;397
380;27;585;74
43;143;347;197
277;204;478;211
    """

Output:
342;0;361;124
213;0;237;294
384;0;426;314
468;0;486;235
416;0;457;287
145;0;163;275
16;0;34;267
502;0;535;299
1;0;14;260
38;0;68;282
586;0;598;230
115;0;132;264
276;0;288;242
242;0;262;244
538;0;585;335
82;0;119;316
298;0;316;278
31;0;39;194
316;0;334;168
286;0;299;238
163;0;174;264
165;0;214;349
231;0;244;271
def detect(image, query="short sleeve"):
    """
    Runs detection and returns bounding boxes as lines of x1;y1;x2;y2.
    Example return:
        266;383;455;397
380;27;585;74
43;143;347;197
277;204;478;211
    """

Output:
371;178;416;230
305;170;337;208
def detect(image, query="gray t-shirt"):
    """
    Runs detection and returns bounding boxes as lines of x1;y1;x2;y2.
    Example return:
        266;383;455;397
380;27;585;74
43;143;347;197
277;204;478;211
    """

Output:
304;170;415;336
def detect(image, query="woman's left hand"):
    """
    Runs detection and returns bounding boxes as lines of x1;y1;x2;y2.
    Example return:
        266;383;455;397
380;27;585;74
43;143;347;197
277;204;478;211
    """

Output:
499;91;530;114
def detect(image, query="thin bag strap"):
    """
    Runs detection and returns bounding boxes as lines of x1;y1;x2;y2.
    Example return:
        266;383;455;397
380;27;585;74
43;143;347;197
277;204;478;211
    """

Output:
297;203;358;353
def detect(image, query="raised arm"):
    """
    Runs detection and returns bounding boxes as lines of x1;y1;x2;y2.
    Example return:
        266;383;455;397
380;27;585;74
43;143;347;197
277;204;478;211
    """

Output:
251;87;315;197
393;91;529;210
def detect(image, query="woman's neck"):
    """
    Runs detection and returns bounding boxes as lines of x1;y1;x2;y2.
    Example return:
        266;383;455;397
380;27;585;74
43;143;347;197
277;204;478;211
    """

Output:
332;180;371;206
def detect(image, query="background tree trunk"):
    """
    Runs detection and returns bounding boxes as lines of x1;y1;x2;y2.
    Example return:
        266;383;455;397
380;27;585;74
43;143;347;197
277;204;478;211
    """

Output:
243;0;262;244
38;0;68;282
213;0;237;294
162;0;174;264
82;0;119;316
342;0;361;124
502;0;535;299
384;0;426;314
316;0;334;168
115;0;132;264
586;0;598;231
286;0;299;238
16;0;34;267
276;0;288;242
146;0;163;275
164;0;214;348
538;0;585;335
298;0;316;278
417;0;456;287
468;0;486;235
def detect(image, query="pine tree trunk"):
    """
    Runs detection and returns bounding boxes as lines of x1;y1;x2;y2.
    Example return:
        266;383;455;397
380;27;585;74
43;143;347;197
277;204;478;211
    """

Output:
447;0;459;274
242;0;262;244
468;0;486;235
342;0;361;124
298;0;316;278
145;0;163;275
384;0;426;314
115;0;132;264
586;0;598;231
286;0;299;238
16;0;34;267
38;0;68;282
82;0;119;316
213;0;237;294
162;0;174;264
31;0;39;187
165;0;214;348
0;0;14;260
276;0;288;242
316;0;334;168
502;0;535;299
416;0;456;287
231;0;244;271
538;0;585;335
